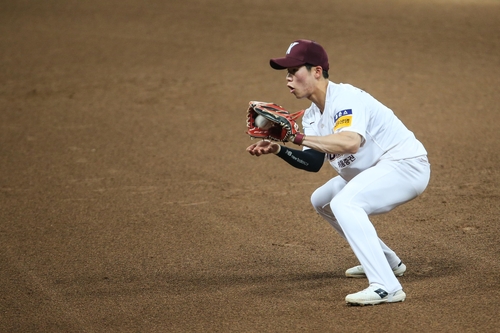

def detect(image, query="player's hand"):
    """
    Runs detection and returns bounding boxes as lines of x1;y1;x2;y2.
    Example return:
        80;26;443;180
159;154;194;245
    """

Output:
246;140;280;156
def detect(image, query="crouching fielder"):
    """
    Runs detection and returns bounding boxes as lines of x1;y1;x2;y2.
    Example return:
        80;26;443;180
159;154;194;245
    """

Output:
246;39;430;306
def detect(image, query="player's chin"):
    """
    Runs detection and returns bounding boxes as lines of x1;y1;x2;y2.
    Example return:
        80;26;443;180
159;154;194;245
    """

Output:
291;90;307;99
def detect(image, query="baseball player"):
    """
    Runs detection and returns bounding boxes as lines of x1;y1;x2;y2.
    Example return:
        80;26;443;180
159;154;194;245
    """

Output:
246;39;431;305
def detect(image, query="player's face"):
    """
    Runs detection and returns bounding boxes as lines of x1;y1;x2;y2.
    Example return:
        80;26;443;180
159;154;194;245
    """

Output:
286;66;316;99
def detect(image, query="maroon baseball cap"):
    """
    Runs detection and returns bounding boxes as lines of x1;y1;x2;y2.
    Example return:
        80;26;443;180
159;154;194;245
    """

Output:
270;39;329;71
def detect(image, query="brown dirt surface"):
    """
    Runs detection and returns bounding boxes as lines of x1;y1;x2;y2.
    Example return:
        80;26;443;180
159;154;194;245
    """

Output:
1;0;499;332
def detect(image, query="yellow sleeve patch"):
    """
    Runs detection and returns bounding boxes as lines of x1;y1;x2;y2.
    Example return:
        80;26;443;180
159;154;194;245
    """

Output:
333;109;353;131
334;115;352;130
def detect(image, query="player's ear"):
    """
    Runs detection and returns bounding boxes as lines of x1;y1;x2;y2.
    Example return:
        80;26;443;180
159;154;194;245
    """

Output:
312;66;322;79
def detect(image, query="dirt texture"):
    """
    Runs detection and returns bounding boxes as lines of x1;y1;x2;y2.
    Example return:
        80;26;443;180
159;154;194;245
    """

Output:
1;0;499;332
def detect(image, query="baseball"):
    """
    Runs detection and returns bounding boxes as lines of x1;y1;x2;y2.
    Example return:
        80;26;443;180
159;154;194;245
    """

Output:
255;115;273;130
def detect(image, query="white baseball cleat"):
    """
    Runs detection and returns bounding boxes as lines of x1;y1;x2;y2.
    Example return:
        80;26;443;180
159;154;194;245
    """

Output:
345;262;406;278
345;285;406;306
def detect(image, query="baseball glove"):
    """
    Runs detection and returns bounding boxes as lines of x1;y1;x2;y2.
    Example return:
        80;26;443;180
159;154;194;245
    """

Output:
246;101;305;142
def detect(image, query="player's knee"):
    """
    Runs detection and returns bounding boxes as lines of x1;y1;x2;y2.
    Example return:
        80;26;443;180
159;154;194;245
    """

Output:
310;188;329;210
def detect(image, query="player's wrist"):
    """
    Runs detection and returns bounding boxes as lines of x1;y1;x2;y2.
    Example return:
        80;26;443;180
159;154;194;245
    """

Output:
273;144;281;154
292;133;306;145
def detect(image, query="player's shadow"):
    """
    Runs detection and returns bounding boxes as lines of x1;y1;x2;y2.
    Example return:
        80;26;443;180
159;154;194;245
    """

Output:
54;258;460;300
159;269;347;299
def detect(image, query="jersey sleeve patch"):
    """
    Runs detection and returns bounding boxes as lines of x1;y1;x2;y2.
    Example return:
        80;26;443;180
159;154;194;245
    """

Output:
333;109;353;131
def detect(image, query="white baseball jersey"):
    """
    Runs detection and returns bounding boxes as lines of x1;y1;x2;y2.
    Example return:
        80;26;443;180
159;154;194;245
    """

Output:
302;82;427;181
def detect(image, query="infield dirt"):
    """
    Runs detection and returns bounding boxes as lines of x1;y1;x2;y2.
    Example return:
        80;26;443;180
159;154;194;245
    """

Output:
1;0;499;332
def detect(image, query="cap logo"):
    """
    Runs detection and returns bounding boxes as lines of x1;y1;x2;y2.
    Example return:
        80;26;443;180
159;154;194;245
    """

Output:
286;42;299;55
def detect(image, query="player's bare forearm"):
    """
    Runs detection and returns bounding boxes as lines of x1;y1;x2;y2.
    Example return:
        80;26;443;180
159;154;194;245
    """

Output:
301;132;361;155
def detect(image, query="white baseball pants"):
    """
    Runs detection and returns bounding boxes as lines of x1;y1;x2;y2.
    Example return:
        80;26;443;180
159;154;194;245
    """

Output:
311;156;430;293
